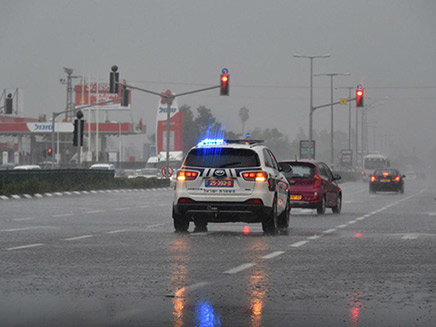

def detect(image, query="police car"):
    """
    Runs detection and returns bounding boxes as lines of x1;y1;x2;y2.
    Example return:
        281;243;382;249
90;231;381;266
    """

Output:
172;139;291;235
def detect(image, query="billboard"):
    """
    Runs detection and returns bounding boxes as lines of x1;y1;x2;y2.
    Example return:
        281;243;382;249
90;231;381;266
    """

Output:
299;140;315;159
156;90;183;155
74;81;131;110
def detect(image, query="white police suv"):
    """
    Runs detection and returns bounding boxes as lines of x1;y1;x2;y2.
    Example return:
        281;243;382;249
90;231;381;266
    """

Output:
172;139;291;235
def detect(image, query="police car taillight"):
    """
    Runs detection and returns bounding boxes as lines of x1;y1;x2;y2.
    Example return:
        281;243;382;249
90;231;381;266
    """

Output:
242;171;268;182
370;176;377;182
394;176;401;182
177;170;198;181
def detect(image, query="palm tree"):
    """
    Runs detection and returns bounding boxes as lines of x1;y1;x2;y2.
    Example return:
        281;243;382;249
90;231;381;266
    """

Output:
238;107;249;136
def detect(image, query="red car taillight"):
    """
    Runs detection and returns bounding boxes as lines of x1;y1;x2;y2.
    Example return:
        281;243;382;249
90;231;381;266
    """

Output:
313;175;322;188
242;171;268;182
370;176;377;182
394;176;401;182
177;170;198;181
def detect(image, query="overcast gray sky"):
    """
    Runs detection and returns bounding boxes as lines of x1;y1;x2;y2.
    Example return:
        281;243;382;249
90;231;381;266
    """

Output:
1;0;435;159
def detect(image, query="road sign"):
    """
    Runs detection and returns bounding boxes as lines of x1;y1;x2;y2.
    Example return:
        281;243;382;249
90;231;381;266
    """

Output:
340;98;347;105
245;132;251;139
161;166;174;178
299;140;315;159
222;68;229;75
357;84;363;90
339;149;353;167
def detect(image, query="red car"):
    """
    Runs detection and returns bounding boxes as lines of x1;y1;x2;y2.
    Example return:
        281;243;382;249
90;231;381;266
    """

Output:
278;160;342;214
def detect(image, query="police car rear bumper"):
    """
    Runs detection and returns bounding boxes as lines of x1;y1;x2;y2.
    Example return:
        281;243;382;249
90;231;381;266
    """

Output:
173;200;272;223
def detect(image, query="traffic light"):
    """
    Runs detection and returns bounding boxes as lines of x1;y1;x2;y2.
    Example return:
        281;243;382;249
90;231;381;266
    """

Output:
121;86;130;107
109;65;119;94
47;147;53;156
5;93;13;114
356;89;364;107
220;74;229;96
73;119;84;146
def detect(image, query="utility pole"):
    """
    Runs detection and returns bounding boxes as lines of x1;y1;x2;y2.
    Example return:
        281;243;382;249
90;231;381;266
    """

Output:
60;67;81;121
314;73;350;166
293;54;330;159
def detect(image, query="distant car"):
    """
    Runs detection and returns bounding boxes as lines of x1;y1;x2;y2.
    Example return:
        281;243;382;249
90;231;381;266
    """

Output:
13;165;41;170
369;168;405;194
405;171;417;180
0;163;17;170
123;169;137;179
278;160;342;215
135;168;158;179
89;163;115;170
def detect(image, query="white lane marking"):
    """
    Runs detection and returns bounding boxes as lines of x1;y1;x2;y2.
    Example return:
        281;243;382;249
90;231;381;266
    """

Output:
23;194;33;199
306;235;321;240
107;229;129;234
11;195;21;199
82;191;90;194
348;220;357;224
337;224;348;228
262;251;285;259
356;217;366;221
290;240;308;247
90;191;98;194
223;263;255;274
52;213;74;218
402;233;420;240
63;235;93;241
0;195;9;200
73;191;81;195
322;228;336;234
427;212;436;216
54;192;63;196
45;193;53;197
6;243;44;251
146;223;168;229
12;217;35;221
0;227;36;232
137;205;151;208
113;190;120;193
85;210;105;214
63;192;72;195
106;190;113;193
115;207;130;211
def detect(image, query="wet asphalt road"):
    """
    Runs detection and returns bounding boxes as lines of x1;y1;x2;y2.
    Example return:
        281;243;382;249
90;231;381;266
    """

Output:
1;180;436;327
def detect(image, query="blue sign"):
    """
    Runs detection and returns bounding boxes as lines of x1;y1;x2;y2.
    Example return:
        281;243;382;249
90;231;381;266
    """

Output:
221;68;229;75
357;84;363;90
245;133;251;139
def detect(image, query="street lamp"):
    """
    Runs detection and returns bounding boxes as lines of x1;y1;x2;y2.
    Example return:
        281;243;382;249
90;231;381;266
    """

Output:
293;53;330;159
314;73;350;166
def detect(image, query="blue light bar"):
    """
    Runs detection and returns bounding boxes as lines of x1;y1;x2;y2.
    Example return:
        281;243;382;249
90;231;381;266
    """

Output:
197;138;227;146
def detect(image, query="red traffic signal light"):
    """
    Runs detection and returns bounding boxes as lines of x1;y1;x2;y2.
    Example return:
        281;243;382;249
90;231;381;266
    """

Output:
220;74;229;96
356;89;364;107
47;147;53;156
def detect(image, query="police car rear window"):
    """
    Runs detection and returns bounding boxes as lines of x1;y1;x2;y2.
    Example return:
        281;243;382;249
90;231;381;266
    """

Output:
184;148;260;168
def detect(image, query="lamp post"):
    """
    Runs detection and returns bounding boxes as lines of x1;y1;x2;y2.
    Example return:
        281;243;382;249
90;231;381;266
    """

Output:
314;73;350;166
293;54;330;159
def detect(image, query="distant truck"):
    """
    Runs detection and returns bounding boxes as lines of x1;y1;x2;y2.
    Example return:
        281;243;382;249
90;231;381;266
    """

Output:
361;154;390;181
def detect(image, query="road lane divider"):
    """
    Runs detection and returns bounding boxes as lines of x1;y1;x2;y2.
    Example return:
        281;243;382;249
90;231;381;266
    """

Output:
224;263;255;274
290;240;309;247
6;243;44;251
107;229;130;234
63;235;93;241
322;228;336;234
262;251;285;259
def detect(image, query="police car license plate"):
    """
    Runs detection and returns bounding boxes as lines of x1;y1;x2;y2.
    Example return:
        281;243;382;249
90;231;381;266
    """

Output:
381;179;390;182
290;194;302;200
206;180;234;187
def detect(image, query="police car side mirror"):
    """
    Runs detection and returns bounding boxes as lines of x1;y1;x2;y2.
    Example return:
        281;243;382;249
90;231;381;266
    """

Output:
279;163;292;173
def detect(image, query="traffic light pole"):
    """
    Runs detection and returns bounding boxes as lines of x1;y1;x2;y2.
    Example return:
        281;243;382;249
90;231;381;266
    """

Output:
117;82;220;179
50;97;121;168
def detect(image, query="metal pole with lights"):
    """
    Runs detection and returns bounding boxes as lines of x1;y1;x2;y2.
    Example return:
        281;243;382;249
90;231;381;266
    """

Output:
293;54;330;159
314;73;350;166
112;66;227;179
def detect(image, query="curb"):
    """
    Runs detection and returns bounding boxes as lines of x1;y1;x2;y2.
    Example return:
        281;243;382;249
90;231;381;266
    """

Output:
0;187;173;200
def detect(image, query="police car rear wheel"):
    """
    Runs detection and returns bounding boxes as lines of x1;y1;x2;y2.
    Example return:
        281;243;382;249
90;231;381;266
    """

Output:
277;200;290;229
173;211;190;232
262;196;278;235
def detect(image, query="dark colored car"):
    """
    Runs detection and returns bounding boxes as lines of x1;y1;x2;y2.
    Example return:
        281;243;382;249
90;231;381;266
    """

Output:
278;160;342;215
369;168;405;194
